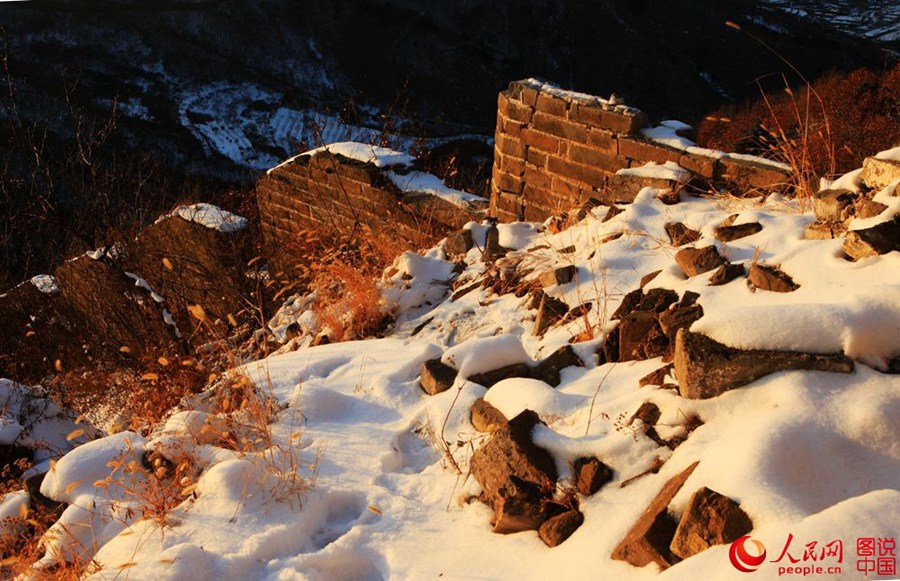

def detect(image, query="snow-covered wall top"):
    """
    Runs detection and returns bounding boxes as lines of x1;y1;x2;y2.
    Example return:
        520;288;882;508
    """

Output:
491;79;792;222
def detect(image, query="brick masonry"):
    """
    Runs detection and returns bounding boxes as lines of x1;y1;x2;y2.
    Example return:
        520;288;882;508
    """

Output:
490;78;792;223
257;152;485;274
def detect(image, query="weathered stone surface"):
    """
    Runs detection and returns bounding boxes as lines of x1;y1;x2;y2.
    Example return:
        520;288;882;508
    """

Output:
619;311;668;362
674;330;854;399
611;461;700;569
484;225;508;259
576;197;604;221
573;457;613;496
420;358;458;395
444;228;474;256
603;326;621;363
639;364;674;387
612;289;644;320
670;487;753;559
470;410;559;534
468;363;531;388
814;189;855;221
804;221;843;240
713;221;763;242
658;304;703;339
855;198;888;219
602;205;625;223
640;270;662;288
531;345;583;387
860;156;900;191
675;246;725;277
748;263;800;292
842;215;900;260
533;292;570;335
539;510;584;547
629;402;661;427
540;265;578;287
708;262;745;286
613;288;678;320
471;398;507;432
665;222;701;247
657;189;682;205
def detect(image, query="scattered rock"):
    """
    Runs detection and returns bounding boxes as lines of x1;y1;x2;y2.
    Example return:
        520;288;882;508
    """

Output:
572;457;614;496
658;304;703;339
533;293;570;335
468;363;531;388
420;358;458;395
618;311;668;362
539;265;578;287
748;263;800;292
854;198;888;219
576;197;604;221
814;189;855;221
670;487;753;559
675;246;725;277
444;229;474;256
674;330;854;399
664;223;701;247
713;218;763;242
860;156;900;190
657;189;681;205
842;215;900;260
470;410;559;534
531;345;583;387
640;270;662;288
471;398;507;433
804;220;843;239
708;262;745;286
539;510;584;547
639;364;674;387
612;289;643;320
629;402;661;427
485;225;508;259
639;288;680;314
602;326;621;363
602;205;625;223
611;461;699;569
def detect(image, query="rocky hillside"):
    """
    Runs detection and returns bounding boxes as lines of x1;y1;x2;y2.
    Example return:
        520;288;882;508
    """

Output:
1;143;897;577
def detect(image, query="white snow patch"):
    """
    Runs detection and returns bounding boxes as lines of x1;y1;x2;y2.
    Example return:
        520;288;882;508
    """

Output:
173;203;248;232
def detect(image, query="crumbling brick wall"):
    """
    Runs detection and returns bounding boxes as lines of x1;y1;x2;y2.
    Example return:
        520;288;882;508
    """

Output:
256;151;483;273
491;78;792;222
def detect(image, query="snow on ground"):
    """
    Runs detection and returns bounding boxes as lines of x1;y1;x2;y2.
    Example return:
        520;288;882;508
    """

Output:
8;159;900;579
173;203;249;233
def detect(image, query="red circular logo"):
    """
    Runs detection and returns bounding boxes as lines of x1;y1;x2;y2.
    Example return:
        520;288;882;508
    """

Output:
730;536;767;573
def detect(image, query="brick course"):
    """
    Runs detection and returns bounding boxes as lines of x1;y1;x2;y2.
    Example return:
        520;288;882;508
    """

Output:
490;78;792;222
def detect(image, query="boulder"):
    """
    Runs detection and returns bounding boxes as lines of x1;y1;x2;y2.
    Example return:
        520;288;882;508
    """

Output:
618;311;668;362
674;330;854;399
471;398;507;433
675;246;725;277
539;265;578;287
748;263;799;292
420;358;458;395
708;263;745;286
658;304;703;339
611;461;699;569
664;222;701;247
539;510;584;547
531;345;583;387
713;215;762;242
813;189;855;221
468;363;531;388
854;198;888;219
860;156;900;191
842;215;900;260
639;364;674;387
804;221;843;240
670;487;753;559
444;229;474;256
572;457;613;496
470;410;559;534
533;292;569;335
